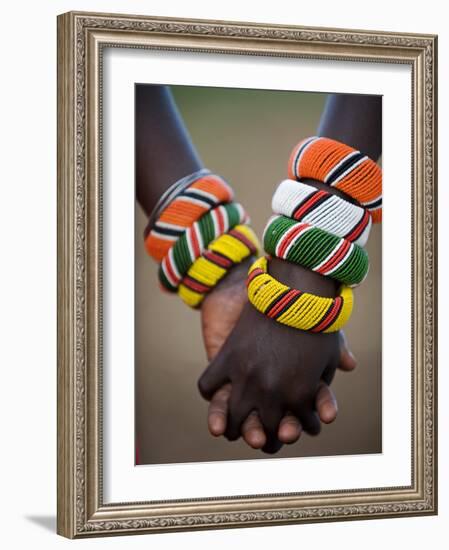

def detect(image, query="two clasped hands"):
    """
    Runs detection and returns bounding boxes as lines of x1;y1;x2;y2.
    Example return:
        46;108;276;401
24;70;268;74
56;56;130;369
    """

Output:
199;248;357;455
136;85;380;455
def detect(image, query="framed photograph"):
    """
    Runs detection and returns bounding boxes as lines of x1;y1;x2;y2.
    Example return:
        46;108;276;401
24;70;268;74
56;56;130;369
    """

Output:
57;11;437;538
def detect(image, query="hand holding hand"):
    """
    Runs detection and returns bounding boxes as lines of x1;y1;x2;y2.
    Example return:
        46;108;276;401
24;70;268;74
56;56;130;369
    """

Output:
203;331;356;452
200;258;357;453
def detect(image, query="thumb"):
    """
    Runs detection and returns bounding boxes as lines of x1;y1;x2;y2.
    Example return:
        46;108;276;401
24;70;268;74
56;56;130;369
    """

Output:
338;331;357;371
197;349;230;401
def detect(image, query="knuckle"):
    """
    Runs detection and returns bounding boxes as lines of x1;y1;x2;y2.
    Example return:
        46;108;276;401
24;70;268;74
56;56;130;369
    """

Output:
197;375;211;399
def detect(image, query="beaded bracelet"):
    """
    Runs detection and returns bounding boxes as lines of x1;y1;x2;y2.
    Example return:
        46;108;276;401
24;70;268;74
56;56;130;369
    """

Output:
263;215;369;287
272;179;372;246
145;171;234;262
159;202;248;292
178;224;260;308
247;256;353;333
287;136;382;223
145;168;212;236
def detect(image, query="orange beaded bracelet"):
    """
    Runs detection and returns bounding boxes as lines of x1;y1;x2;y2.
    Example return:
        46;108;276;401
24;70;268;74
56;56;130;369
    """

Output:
144;172;234;262
287;136;382;223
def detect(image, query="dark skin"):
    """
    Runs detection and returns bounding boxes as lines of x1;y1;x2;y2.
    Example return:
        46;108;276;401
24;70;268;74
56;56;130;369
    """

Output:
136;85;202;217
200;257;356;450
136;86;378;452
200;276;338;436
136;85;351;450
198;94;382;453
318;94;382;160
198;230;341;453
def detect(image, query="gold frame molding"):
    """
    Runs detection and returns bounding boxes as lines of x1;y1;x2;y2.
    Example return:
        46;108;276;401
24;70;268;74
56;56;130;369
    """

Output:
57;11;438;538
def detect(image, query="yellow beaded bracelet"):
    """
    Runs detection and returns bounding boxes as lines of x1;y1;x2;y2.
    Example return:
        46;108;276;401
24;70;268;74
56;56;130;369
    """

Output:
178;224;260;308
246;256;353;332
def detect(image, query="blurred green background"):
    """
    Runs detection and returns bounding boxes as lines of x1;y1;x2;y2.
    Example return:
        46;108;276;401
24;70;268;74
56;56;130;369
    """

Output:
135;86;382;465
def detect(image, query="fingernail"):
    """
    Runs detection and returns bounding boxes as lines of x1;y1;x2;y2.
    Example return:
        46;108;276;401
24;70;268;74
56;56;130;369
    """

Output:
248;433;266;449
210;420;225;436
321;403;337;423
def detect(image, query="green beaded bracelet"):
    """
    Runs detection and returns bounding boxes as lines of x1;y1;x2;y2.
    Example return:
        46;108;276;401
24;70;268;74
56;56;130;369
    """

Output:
263;215;369;287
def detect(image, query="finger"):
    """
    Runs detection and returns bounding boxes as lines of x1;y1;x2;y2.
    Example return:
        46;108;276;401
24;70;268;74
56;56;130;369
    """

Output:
197;351;230;400
292;400;321;436
278;414;302;444
338;331;357;371
259;405;283;441
224;388;254;441
259;406;284;454
241;411;266;449
315;382;338;424
262;438;284;455
321;361;338;386
207;384;232;436
300;410;321;435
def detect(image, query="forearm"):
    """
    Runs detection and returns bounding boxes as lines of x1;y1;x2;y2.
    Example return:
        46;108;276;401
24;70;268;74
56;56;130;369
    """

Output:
139;85;259;308
136;85;203;217
318;94;382;161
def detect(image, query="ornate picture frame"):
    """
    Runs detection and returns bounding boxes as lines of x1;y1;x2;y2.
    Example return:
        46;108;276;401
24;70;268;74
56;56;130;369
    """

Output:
57;11;437;538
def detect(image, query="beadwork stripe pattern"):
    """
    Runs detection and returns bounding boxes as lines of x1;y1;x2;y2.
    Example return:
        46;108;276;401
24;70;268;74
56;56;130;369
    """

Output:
263;215;369;287
159;202;248;291
145;173;234;261
247;256;353;333
272;179;372;246
178;225;260;308
287;136;382;223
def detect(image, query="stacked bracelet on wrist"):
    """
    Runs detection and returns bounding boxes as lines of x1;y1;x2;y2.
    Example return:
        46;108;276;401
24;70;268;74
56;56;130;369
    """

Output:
145;171;234;262
263;215;369;287
272;179;372;246
287;136;382;223
144;169;259;308
179;224;259;308
247;135;381;332
159;202;249;292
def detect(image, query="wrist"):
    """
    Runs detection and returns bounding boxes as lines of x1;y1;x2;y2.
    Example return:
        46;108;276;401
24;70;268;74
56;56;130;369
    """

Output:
247;257;352;333
219;256;252;286
269;257;338;298
177;223;259;307
205;256;253;295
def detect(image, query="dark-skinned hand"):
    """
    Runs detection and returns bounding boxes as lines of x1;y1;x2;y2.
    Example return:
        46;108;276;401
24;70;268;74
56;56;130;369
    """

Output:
200;257;357;453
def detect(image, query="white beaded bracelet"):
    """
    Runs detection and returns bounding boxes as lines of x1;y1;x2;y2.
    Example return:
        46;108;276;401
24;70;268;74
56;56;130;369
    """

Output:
271;179;372;247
